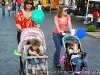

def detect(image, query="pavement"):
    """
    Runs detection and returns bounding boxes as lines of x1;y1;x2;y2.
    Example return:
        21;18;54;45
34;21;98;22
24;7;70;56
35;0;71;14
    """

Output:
86;32;100;39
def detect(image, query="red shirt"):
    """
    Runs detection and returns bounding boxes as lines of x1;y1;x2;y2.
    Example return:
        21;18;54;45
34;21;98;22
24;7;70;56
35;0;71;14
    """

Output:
93;11;99;18
17;0;21;4
15;10;35;32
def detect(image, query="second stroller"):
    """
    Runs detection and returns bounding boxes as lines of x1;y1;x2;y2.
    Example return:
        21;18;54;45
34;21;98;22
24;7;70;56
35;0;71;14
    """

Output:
62;34;90;75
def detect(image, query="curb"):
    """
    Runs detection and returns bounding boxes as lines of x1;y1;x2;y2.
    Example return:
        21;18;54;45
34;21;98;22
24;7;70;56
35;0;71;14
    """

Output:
86;32;100;39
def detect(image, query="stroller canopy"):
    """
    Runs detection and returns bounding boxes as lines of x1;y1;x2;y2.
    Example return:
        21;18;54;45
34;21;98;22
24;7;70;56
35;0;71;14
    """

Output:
18;28;46;52
62;35;81;49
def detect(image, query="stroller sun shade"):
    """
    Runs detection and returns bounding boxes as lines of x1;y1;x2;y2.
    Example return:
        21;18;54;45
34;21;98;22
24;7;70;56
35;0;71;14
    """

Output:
62;35;81;50
18;28;46;53
63;35;80;44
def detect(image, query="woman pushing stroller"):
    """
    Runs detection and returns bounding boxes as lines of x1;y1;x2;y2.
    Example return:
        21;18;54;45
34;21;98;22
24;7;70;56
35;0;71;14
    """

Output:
69;41;90;74
15;0;40;72
52;6;72;68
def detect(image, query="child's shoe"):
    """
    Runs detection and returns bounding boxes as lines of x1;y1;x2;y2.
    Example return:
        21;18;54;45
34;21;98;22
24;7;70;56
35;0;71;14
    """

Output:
42;70;47;75
74;70;80;74
84;68;90;73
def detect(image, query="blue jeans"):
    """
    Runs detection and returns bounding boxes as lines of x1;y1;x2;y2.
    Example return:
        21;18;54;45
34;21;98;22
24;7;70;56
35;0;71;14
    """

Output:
8;10;10;15
18;4;21;11
72;57;82;70
30;59;44;67
72;57;89;70
80;58;88;69
12;3;16;11
93;17;98;26
2;5;5;15
53;33;63;65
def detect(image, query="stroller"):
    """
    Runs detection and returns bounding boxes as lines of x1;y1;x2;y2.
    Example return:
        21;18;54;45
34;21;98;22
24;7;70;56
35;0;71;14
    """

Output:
62;33;87;75
17;28;48;75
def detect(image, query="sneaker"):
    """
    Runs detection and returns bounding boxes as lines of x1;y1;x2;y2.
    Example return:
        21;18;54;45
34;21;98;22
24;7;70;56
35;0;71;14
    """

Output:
55;64;61;68
84;68;90;73
74;70;80;74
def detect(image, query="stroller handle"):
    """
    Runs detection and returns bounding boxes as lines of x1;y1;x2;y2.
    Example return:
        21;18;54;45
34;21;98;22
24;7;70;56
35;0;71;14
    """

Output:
60;31;70;37
25;55;48;59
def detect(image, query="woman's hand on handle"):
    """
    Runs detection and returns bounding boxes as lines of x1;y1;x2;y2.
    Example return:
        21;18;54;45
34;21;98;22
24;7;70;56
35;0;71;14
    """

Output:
35;24;40;28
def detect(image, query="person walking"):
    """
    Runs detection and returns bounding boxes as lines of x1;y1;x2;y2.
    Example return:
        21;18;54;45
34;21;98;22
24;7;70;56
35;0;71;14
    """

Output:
16;0;21;11
93;8;99;26
11;0;17;15
0;0;5;16
52;6;72;68
15;0;40;73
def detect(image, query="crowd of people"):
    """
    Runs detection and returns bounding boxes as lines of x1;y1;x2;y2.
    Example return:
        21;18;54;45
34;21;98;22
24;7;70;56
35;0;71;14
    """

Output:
0;0;21;16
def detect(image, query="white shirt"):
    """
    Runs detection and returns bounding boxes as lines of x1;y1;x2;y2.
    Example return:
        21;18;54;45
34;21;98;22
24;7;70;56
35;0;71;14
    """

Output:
69;49;79;60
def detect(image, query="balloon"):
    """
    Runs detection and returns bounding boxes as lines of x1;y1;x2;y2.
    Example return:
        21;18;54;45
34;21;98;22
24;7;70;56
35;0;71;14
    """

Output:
76;28;86;39
31;9;45;24
14;50;22;57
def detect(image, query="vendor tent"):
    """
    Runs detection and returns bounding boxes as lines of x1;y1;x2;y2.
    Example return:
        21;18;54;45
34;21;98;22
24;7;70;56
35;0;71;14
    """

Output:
52;0;59;8
42;0;47;5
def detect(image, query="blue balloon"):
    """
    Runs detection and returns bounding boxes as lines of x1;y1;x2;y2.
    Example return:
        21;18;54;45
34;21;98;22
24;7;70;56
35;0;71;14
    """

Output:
76;28;86;39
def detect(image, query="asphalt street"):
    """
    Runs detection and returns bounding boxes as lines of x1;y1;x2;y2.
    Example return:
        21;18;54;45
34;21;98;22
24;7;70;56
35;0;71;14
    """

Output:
0;8;100;75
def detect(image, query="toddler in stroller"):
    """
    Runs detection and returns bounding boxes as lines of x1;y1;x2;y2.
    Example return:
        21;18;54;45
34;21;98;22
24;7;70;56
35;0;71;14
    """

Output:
27;38;46;75
61;34;90;75
17;28;48;75
69;41;90;74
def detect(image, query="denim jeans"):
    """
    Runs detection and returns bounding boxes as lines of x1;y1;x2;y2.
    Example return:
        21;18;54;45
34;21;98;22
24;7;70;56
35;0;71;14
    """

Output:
93;17;98;26
53;33;63;65
30;59;44;67
18;4;21;11
8;10;10;15
2;5;5;15
80;58;88;69
72;57;89;70
72;57;82;70
12;3;16;11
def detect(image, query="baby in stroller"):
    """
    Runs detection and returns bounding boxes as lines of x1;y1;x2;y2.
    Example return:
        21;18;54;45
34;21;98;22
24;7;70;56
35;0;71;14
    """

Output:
69;41;90;74
17;28;48;75
61;34;90;75
27;38;46;75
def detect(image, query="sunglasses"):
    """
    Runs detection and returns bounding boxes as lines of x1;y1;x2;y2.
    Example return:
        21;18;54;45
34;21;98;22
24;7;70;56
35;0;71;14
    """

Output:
63;9;67;12
26;2;33;5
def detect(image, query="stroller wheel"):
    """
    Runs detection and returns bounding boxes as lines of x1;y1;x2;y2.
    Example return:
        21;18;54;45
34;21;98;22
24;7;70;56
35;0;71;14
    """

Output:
74;73;79;75
18;69;24;75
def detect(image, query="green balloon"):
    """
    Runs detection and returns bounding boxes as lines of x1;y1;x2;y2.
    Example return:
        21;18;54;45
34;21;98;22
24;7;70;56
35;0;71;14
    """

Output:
14;50;22;57
32;9;45;24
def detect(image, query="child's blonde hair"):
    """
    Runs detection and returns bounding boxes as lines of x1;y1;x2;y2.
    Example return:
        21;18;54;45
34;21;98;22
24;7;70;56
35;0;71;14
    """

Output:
30;39;41;47
69;41;79;49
